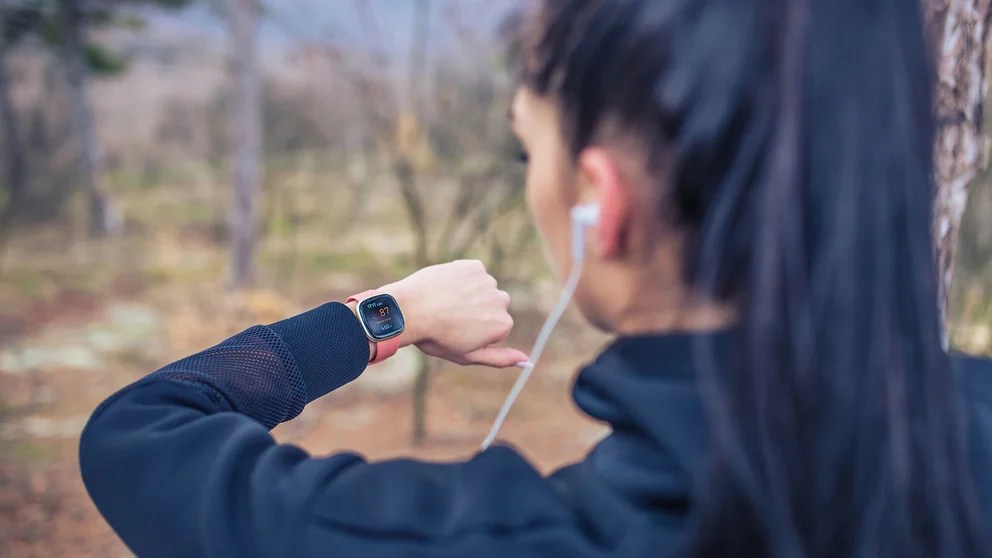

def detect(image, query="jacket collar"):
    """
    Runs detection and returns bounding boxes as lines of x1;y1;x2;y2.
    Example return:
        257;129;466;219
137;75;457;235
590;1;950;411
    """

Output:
572;330;733;507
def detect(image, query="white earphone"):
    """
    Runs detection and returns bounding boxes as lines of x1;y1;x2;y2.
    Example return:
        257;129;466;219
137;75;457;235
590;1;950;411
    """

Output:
481;203;600;450
570;202;601;262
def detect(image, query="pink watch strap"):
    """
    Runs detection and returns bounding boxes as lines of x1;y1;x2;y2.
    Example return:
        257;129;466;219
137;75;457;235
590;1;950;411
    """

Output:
346;290;400;364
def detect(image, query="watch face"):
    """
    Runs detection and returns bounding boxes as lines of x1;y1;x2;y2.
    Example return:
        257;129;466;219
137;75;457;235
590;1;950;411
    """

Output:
359;294;405;341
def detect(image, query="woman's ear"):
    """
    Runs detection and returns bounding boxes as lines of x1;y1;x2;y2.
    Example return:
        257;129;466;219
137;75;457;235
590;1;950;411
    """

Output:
578;148;630;259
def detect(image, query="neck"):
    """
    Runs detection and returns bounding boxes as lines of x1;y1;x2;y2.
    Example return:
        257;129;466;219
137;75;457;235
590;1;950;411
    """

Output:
613;296;736;335
605;247;737;336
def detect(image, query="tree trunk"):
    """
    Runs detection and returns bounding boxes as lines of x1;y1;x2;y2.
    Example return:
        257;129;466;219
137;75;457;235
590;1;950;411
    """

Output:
411;354;430;446
57;0;113;237
394;157;429;267
0;0;27;238
404;0;432;446
923;0;992;330
227;0;263;289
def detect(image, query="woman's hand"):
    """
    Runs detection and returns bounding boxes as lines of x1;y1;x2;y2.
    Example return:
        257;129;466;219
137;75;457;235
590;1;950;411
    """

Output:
380;260;530;368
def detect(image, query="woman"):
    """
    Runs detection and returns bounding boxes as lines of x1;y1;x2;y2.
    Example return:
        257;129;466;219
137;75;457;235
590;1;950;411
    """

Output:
80;1;992;556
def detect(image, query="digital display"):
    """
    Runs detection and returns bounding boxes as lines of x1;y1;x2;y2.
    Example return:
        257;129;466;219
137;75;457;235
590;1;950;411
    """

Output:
359;294;405;340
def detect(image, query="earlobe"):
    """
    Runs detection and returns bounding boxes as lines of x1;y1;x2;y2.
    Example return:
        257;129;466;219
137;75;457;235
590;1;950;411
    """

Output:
578;148;629;259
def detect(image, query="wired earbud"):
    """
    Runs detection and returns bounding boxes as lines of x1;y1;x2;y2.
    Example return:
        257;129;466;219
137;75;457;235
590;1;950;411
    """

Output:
481;202;601;450
570;203;601;262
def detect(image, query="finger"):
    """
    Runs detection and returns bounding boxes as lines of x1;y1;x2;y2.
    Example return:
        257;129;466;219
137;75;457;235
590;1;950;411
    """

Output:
462;259;486;273
496;290;511;308
485;314;515;345
465;346;531;368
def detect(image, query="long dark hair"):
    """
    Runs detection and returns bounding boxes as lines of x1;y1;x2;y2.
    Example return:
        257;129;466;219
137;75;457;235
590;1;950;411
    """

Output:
523;0;990;556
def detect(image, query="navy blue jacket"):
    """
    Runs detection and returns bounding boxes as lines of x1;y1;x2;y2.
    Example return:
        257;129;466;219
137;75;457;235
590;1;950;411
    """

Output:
79;302;992;557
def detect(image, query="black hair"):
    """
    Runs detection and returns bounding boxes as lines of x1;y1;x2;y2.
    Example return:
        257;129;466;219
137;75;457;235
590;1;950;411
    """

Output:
523;0;990;556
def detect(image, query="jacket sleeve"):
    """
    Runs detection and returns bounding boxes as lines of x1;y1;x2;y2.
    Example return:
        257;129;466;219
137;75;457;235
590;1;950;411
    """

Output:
79;302;590;558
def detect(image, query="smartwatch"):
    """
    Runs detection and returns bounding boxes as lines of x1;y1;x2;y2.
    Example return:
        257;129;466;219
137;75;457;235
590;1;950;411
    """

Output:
346;290;406;364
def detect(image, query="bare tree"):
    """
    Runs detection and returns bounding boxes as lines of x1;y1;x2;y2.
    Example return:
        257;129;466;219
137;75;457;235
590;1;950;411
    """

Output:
227;0;263;289
401;0;433;445
0;0;27;239
393;0;529;445
57;0;114;237
294;0;528;444
396;0;433;270
923;0;992;327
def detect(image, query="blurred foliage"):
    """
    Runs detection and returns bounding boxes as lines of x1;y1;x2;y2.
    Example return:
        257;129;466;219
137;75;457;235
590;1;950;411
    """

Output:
4;0;193;75
82;41;126;75
0;0;543;297
950;170;992;355
0;0;984;353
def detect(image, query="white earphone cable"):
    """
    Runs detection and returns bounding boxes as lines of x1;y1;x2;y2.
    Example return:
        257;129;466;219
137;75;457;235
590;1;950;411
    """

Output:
480;257;584;450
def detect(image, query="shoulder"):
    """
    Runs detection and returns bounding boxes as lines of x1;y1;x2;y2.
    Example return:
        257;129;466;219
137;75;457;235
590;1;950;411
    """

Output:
302;446;620;557
308;447;576;541
302;444;683;557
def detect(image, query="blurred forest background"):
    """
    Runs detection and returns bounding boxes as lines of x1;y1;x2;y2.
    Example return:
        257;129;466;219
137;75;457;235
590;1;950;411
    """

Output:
0;1;988;556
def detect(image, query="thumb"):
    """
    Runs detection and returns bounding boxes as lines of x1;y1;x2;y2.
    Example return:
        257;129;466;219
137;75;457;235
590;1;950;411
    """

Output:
465;346;531;368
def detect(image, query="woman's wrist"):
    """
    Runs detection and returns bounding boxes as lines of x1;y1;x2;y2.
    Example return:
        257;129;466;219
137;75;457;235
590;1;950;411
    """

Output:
347;261;526;369
346;280;425;363
375;281;425;347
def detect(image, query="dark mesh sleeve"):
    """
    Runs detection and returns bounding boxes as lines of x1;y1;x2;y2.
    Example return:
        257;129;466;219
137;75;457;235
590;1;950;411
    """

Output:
267;302;371;401
147;302;369;429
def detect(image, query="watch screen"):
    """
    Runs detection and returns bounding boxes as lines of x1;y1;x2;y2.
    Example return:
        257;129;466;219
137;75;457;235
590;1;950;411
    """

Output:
360;294;405;340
